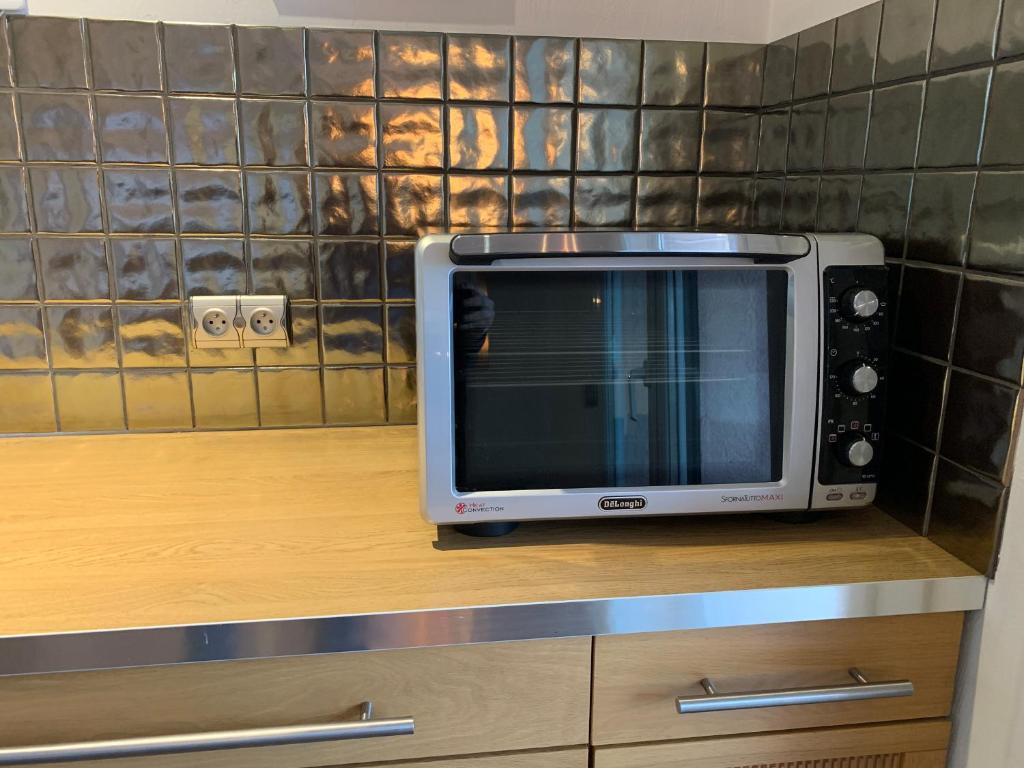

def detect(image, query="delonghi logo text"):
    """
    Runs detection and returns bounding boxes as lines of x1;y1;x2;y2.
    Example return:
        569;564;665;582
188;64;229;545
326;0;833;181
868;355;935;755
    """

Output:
599;496;648;511
720;493;784;504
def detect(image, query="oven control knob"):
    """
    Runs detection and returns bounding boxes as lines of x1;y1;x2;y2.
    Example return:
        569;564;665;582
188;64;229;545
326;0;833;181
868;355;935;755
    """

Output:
840;361;879;396
841;288;880;320
838;436;874;468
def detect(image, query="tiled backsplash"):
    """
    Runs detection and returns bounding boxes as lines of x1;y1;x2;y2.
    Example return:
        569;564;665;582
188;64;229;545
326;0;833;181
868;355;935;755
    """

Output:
0;14;771;435
1;3;1022;571
759;0;1024;573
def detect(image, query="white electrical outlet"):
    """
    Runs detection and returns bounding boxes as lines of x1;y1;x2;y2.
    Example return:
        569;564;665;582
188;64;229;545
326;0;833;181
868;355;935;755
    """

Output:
190;296;242;349
240;295;289;348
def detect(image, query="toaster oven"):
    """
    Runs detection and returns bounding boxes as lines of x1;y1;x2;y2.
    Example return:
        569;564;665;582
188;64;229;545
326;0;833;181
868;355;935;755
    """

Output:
416;232;887;529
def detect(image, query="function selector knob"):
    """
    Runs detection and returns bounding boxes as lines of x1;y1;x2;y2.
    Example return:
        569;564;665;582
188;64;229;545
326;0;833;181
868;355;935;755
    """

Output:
838;435;874;468
840;287;880;321
839;361;879;396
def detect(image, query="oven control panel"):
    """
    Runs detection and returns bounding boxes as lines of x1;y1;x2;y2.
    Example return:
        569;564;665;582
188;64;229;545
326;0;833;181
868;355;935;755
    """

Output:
817;266;888;490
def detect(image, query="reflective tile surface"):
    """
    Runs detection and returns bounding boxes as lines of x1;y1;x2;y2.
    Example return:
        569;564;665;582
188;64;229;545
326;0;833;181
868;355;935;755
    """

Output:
700;111;757;173
104;169;175;233
319;241;381;301
929;459;1004;572
917;68;991;168
864;82;924;170
250;240;315;300
511;176;571;227
579;38;641;105
954;276;1024;384
0;239;38;301
246;171;312;235
180;239;246;296
315;171;379;236
636;176;697;228
513;107;572;171
54;371;125;431
378;32;443;99
257;367;323;426
980;61;1024;166
321;305;384;364
940;371;1018;480
308;29;375;97
514;37;575;103
573;176;633;227
782;176;819;231
88;20;161;91
241;99;308;167
696;176;753;229
20;93;95;162
857;173;913;258
46;306;117;368
642;41;703;106
117;305;186;367
163;23;234;93
576;108;637;172
169;98;239;165
124;369;192;429
112;239;179;301
324;367;385;425
9;16;87;88
38;238;109;300
380;103;444;169
816;175;861;232
905;172;975;265
191;368;259;429
968;172;1024;275
895;265;960;360
382;173;443;236
0;373;56;432
311;101;375;168
823;92;869;170
831;3;880;92
876;0;935;81
449;106;510;170
643;109;700;173
639;110;700;173
0;94;19;160
704;43;763;107
0;307;47;370
787;99;827;172
794;20;835;99
175;169;243;234
762;35;796;106
236;26;305;96
448;175;509;229
95;96;168;164
448;35;511;102
29;165;102;233
930;0;999;70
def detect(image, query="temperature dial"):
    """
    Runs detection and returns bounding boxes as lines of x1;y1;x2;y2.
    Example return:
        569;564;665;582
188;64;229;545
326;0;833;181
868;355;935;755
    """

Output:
838;435;874;468
841;287;880;321
839;361;879;396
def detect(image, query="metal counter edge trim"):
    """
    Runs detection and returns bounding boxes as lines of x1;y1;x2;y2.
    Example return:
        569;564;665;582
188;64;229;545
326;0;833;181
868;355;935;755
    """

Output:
0;576;987;677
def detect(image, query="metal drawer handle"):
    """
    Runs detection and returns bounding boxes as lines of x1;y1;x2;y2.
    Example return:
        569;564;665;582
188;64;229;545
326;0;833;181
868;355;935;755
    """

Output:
676;668;914;714
0;702;413;766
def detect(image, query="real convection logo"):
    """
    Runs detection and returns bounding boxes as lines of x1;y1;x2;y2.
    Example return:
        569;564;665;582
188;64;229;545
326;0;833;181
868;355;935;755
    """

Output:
598;496;648;511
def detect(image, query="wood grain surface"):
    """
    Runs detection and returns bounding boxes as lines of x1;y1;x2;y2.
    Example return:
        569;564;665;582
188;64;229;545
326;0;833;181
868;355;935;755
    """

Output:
0;638;591;767
592;613;963;743
0;427;978;637
593;720;950;768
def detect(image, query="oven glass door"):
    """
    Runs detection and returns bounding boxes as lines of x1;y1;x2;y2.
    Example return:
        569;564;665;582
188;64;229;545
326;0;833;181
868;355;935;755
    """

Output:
452;268;790;493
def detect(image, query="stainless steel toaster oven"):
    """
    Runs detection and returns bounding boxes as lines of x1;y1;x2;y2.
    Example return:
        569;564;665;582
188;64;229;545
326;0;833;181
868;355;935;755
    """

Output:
416;232;887;529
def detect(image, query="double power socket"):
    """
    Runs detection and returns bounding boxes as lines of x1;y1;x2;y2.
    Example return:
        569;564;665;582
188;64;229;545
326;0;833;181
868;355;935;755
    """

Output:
190;295;290;349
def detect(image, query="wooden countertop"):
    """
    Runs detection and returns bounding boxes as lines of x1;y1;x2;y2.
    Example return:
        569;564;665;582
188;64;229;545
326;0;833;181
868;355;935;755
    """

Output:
0;425;980;644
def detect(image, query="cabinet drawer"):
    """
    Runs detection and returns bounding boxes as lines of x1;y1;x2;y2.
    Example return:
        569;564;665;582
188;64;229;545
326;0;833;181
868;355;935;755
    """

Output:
593;720;950;768
592;613;962;744
0;638;591;767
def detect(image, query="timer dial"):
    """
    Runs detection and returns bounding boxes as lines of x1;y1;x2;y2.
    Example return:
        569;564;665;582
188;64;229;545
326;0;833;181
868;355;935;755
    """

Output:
839;361;879;396
838;435;874;468
841;287;880;321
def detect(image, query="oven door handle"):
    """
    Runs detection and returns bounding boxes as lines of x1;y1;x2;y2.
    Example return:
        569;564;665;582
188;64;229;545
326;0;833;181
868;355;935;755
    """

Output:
675;669;914;714
449;232;811;265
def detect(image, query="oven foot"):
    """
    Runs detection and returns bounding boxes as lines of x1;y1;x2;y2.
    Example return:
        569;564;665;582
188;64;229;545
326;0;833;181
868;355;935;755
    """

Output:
769;510;825;524
453;522;520;537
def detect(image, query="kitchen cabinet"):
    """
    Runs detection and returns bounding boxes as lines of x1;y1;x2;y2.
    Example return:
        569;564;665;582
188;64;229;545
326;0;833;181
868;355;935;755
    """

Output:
0;614;962;768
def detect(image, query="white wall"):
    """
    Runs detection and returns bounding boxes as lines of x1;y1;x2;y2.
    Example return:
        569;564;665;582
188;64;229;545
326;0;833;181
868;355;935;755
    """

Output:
767;0;878;41
949;427;1024;767
13;0;877;43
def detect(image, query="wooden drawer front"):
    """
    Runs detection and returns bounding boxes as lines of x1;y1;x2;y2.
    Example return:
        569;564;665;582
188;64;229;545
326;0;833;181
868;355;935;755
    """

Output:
0;638;591;767
593;720;950;768
592;613;962;744
22;746;589;768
